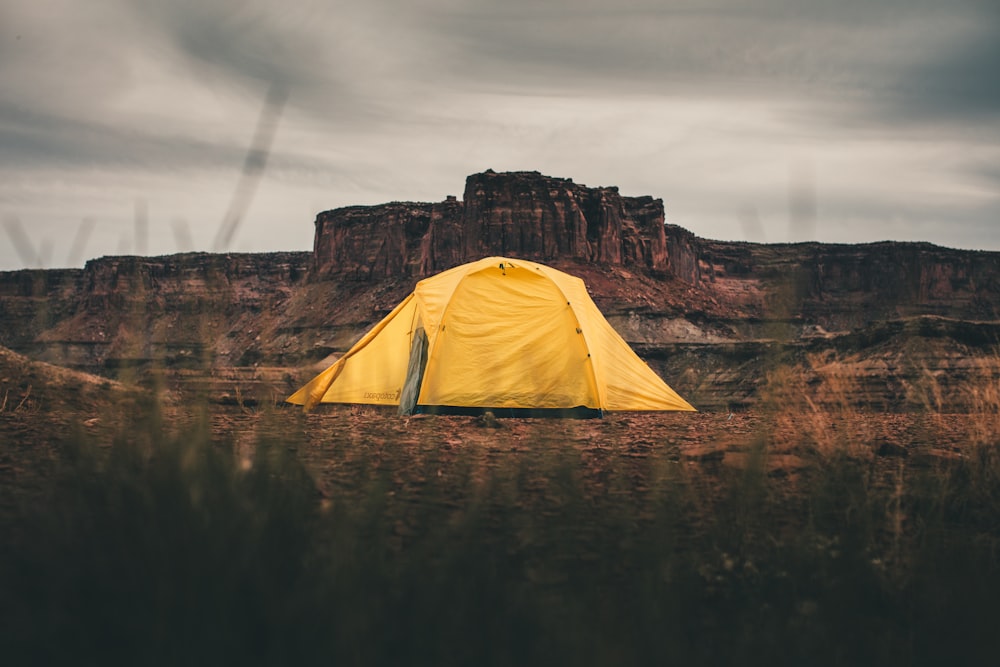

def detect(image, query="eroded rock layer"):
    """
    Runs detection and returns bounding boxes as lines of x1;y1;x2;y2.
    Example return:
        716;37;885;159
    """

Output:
312;171;669;280
2;170;998;410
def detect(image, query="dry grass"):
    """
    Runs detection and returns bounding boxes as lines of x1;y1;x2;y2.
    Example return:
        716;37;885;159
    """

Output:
2;249;999;665
1;376;999;665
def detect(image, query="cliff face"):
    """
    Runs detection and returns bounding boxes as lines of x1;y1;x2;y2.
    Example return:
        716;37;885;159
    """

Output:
311;170;999;329
684;238;1000;330
311;199;465;281
0;252;312;372
312;171;668;280
2;169;999;411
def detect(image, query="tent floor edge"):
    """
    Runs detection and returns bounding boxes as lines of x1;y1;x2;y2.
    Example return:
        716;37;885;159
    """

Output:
416;405;604;419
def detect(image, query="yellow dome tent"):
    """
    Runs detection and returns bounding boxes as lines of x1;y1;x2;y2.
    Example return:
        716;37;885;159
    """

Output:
287;257;695;415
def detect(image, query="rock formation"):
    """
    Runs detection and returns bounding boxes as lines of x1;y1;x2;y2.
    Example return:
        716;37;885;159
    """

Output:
311;171;669;280
0;252;311;371
1;170;998;410
311;170;999;330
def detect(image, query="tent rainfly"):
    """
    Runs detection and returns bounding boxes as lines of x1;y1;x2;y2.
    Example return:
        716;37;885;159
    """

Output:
287;256;695;415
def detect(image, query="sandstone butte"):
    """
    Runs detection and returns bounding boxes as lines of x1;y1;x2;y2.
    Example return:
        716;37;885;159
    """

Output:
1;170;998;411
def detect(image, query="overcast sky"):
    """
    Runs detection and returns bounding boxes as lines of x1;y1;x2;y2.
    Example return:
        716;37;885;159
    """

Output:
1;0;998;270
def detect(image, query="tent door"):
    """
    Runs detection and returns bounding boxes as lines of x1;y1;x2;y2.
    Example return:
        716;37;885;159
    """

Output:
398;325;429;416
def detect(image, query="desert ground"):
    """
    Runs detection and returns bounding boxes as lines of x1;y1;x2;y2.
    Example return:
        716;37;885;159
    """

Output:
2;349;998;665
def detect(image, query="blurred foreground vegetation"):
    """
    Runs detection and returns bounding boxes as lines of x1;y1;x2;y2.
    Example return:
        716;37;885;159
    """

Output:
2;400;999;667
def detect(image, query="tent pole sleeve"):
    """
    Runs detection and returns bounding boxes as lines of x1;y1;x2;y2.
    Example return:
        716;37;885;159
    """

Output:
546;279;607;410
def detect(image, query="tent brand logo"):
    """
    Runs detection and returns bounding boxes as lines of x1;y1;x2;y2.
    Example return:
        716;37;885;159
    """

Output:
363;389;401;401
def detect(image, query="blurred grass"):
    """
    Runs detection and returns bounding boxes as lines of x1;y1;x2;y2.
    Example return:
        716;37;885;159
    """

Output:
2;399;999;667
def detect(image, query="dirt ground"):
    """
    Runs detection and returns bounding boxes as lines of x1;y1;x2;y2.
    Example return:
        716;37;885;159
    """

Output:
2;395;981;516
1;342;990;512
4;390;998;665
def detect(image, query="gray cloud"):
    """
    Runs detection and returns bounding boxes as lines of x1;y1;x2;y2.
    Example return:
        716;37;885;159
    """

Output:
1;0;999;270
0;102;241;169
423;0;1000;129
892;22;1000;123
119;0;434;126
124;0;333;89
